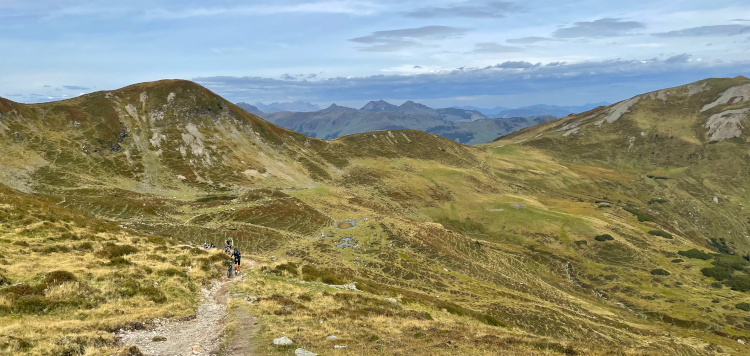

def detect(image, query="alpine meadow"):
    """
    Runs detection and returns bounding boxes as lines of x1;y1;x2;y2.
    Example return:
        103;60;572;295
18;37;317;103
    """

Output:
2;1;750;355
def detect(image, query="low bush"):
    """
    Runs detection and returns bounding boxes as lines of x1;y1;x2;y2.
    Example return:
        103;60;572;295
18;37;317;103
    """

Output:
594;234;614;242
713;254;749;270
650;269;670;276
95;243;138;259
678;249;712;260
648;230;673;239
301;265;347;285
622;206;653;222
709;237;732;254
701;266;733;281
671;259;683;263
1;284;43;298
272;262;299;276
74;242;93;251
43;271;77;286
725;275;750;292
736;302;750;311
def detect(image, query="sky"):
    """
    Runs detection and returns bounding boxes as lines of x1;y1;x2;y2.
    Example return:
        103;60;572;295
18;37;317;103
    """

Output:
0;0;748;109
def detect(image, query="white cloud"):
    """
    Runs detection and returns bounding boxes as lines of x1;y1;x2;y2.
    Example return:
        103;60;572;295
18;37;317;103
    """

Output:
142;1;381;20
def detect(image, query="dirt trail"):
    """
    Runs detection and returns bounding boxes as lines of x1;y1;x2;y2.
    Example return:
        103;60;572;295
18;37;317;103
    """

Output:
116;263;255;355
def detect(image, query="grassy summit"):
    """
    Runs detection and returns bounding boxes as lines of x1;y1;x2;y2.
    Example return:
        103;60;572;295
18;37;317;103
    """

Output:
1;77;750;354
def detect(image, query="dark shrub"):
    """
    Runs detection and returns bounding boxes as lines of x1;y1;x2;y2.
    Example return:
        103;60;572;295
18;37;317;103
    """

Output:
709;238;731;254
678;249;712;260
11;295;55;314
1;284;42;297
622;207;653;222
671;259;683;263
725;275;750;292
272;262;299;276
75;242;93;251
301;265;347;285
713;254;749;270
43;271;77;286
710;281;723;289
701;266;733;281
737;302;750;311
648;230;673;239
573;240;587;246
594;234;614;242
13;240;29;247
650;269;670;276
648;198;668;204
95;243;138;259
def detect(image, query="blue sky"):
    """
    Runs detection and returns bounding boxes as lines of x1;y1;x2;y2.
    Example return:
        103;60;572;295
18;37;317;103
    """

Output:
1;0;748;108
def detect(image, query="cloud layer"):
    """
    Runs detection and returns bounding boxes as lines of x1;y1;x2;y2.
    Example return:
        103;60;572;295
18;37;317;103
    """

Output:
194;56;748;105
552;18;646;38
349;26;468;51
653;25;750;37
404;1;520;18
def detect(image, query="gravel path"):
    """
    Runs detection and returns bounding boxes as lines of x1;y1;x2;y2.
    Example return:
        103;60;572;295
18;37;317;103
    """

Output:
116;276;239;355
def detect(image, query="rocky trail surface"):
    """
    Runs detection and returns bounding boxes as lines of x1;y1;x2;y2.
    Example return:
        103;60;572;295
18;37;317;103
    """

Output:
116;265;253;355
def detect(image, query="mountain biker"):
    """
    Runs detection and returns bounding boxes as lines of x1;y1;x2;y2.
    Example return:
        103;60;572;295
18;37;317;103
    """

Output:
224;237;233;254
232;248;241;274
227;256;234;279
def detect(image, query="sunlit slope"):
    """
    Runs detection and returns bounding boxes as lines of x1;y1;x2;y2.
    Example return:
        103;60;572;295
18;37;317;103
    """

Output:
494;76;750;253
0;80;333;193
2;78;750;354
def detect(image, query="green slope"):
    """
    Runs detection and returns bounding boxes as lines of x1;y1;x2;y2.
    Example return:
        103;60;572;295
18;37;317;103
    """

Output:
1;78;750;355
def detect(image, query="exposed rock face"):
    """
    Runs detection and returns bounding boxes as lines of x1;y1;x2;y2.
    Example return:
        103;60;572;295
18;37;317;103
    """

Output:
701;84;750;112
602;96;641;124
705;108;749;141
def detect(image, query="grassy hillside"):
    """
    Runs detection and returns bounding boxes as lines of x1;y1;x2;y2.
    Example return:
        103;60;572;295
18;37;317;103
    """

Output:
2;78;750;355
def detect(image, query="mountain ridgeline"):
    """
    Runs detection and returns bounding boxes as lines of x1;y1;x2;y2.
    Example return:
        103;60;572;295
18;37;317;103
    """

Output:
241;99;556;144
2;77;750;355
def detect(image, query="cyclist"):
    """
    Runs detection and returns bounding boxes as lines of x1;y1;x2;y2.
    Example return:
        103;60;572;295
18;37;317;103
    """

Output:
227;256;234;278
232;247;241;274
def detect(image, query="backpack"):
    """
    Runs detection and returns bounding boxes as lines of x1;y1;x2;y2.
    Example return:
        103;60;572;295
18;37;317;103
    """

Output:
233;248;240;258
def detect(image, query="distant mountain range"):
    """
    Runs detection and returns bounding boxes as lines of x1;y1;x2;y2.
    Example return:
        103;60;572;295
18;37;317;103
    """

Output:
453;102;609;118
237;100;554;144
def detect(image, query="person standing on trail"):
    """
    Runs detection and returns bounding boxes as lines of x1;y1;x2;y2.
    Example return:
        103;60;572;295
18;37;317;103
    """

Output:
232;247;241;274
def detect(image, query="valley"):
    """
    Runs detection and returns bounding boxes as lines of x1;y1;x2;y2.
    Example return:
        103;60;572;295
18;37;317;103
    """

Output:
1;77;750;355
